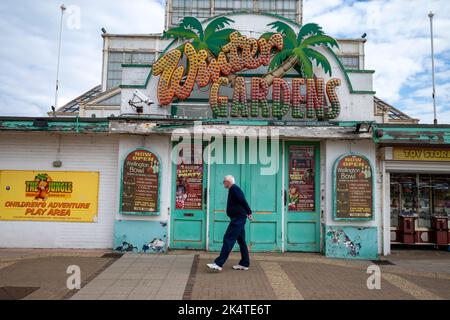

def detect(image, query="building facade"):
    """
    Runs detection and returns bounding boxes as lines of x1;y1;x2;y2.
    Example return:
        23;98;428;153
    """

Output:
1;4;448;258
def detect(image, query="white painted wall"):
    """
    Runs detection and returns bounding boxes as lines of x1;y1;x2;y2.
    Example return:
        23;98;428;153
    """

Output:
0;133;119;249
323;139;382;254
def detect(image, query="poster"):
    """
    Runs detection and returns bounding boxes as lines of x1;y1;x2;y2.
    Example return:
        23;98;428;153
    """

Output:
334;154;373;219
0;170;99;222
121;149;160;215
176;164;203;210
288;145;315;212
175;142;203;210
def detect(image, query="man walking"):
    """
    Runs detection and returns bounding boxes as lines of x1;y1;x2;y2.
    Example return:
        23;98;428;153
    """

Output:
207;175;252;271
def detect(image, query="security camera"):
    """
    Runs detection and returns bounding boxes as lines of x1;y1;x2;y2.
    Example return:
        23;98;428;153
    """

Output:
133;89;154;106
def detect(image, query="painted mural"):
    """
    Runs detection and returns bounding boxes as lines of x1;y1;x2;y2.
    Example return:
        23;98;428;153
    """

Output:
153;16;342;120
325;226;378;260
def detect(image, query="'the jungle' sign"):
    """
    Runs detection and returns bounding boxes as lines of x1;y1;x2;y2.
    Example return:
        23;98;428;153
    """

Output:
0;171;99;222
153;17;342;119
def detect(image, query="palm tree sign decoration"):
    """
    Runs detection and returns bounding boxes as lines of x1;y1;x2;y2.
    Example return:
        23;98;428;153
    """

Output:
154;16;342;120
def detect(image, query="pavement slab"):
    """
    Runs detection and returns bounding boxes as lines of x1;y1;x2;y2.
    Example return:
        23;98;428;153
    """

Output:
71;254;194;300
0;256;117;300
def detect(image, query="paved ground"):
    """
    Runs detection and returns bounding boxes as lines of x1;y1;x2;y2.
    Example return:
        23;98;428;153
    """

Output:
0;249;449;300
0;254;116;300
71;254;193;300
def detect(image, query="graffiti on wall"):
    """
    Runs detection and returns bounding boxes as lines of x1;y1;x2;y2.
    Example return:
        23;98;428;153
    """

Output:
326;228;361;257
114;220;168;254
325;226;378;260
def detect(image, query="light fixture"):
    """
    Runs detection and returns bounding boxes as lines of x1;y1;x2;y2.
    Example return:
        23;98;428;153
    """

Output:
354;122;372;134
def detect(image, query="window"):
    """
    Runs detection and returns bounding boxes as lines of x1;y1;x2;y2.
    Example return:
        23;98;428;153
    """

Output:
433;175;450;216
257;0;297;21
215;0;252;10
390;173;450;229
418;175;432;227
171;0;213;26
390;175;401;228
107;52;155;89
339;55;360;70
170;0;299;26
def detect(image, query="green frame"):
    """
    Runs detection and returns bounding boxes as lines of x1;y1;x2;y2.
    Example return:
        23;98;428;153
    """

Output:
119;147;162;216
169;139;208;249
284;140;321;252
332;152;375;221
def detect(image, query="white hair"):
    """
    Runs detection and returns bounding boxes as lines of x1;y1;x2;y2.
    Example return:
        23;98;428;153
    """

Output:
224;175;235;184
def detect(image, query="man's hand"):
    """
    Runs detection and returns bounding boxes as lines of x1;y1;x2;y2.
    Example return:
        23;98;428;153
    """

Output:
248;214;253;221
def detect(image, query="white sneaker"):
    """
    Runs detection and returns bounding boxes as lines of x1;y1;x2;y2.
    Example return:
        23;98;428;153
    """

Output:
206;263;223;271
232;264;249;271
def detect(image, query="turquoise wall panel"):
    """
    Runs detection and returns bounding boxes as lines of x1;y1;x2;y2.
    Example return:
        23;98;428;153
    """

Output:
173;219;203;242
114;220;167;254
213;220;229;243
325;225;378;260
287;222;316;244
250;222;276;244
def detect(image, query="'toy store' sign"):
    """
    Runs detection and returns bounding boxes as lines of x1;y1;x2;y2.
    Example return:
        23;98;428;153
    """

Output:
153;17;342;119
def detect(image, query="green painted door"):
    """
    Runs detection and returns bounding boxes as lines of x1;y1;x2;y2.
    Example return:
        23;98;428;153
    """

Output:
208;139;282;252
284;141;321;252
170;141;207;250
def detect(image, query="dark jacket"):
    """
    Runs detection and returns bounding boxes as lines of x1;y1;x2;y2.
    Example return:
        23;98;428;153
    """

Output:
226;184;252;219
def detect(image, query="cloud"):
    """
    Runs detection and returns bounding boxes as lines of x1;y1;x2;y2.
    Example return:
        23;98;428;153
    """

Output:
0;0;165;117
304;0;450;123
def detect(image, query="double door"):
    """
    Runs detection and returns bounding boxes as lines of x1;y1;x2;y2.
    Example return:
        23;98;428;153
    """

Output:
208;139;282;252
170;139;320;252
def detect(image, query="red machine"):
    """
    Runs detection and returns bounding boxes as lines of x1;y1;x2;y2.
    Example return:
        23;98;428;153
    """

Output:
431;216;449;246
398;215;416;244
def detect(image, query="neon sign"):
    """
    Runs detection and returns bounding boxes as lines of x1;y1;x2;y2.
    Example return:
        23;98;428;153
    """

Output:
153;18;342;119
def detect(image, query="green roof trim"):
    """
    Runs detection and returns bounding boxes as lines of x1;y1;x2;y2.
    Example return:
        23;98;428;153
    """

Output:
373;124;450;145
346;69;375;74
0;118;109;133
121;64;153;68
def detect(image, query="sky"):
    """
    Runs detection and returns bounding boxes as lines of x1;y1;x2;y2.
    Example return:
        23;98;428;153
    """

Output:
0;0;449;123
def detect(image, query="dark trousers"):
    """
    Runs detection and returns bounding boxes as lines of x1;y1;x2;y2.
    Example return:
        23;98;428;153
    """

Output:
214;217;250;268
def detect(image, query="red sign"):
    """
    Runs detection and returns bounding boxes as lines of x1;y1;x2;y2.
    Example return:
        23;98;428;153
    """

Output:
176;164;203;210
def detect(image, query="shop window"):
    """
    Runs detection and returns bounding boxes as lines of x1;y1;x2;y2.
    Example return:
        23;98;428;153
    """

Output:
398;174;417;215
390;175;401;227
432;175;450;216
418;175;432;227
390;173;450;229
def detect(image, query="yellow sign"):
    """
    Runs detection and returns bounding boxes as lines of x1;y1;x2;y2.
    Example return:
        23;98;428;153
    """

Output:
0;171;99;222
393;147;450;161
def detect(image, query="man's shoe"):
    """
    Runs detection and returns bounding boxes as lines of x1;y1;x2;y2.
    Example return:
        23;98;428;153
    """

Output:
206;263;223;271
232;264;249;271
